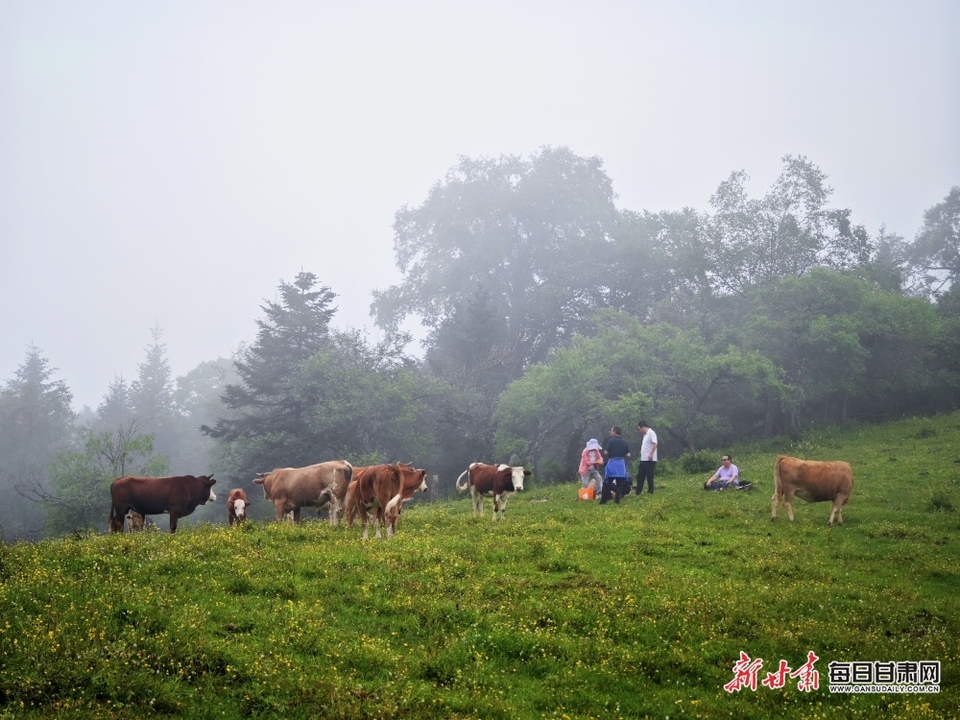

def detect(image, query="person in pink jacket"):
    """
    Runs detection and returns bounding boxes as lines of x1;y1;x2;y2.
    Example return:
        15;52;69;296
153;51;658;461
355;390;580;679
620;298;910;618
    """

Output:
579;438;604;496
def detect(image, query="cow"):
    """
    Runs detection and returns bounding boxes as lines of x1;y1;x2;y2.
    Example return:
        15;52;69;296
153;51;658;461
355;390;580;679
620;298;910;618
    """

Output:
771;455;854;527
109;475;217;533
345;464;429;540
384;463;428;535
456;463;531;520
126;510;145;532
253;460;353;525
227;488;250;526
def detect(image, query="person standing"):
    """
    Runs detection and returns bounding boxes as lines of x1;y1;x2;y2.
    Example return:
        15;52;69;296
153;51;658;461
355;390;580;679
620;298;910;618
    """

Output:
579;438;604;497
600;427;631;504
636;420;658;494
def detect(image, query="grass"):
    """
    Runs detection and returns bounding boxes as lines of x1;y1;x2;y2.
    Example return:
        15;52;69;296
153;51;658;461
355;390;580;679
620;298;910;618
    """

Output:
1;414;959;719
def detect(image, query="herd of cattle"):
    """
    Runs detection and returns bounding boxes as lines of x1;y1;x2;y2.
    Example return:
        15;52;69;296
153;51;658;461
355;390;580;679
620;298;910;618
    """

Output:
107;454;854;536
108;460;533;537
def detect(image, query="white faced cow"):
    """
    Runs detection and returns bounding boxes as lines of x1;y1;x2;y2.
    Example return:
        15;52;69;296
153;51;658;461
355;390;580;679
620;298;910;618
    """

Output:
772;455;854;527
456;463;530;520
253;460;352;525
227;488;250;526
109;475;217;533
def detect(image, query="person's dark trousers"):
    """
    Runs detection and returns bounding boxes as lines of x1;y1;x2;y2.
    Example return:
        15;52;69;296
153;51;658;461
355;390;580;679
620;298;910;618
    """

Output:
600;478;625;504
637;461;657;494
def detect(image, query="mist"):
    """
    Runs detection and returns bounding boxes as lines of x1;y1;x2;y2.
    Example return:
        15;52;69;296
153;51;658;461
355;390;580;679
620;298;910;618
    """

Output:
2;1;958;410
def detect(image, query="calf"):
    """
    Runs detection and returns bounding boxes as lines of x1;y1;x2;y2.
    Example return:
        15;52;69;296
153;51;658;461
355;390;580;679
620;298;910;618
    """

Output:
772;455;854;527
126;510;145;532
456;463;530;520
227;488;250;526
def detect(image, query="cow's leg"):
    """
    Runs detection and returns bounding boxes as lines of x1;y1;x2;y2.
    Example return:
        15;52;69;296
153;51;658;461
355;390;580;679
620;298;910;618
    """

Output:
360;508;370;541
292;508;302;524
770;489;781;521
169;511;180;533
328;495;341;527
108;504;126;533
828;495;847;527
783;489;796;522
499;494;510;519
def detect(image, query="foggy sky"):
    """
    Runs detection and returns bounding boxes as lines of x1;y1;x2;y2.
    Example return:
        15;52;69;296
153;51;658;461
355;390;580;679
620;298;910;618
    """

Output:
2;0;958;411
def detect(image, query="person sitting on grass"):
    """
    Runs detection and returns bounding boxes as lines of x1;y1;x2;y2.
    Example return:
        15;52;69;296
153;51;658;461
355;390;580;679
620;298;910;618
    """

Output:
704;454;749;490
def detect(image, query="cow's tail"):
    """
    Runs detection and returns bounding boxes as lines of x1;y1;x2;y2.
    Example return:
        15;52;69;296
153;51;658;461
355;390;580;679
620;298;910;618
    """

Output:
771;456;784;520
108;503;126;533
456;469;470;493
385;492;402;516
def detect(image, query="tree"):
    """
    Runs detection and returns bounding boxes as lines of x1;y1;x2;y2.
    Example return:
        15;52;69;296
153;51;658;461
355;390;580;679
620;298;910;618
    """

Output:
95;375;134;433
704;155;871;295
129;324;176;458
494;311;775;473
604;207;711;323
203;271;337;475
19;421;168;535
373;146;619;376
908;186;960;296
0;346;75;540
295;330;439;465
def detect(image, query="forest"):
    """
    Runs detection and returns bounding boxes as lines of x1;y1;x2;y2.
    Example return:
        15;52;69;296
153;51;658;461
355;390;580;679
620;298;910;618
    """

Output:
2;147;959;541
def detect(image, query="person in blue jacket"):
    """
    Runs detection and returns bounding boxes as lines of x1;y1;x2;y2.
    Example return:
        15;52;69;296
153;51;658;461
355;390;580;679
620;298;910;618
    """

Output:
600;426;631;504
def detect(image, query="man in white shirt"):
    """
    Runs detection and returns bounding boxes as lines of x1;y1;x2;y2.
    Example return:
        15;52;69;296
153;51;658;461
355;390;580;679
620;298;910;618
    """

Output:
636;420;658;494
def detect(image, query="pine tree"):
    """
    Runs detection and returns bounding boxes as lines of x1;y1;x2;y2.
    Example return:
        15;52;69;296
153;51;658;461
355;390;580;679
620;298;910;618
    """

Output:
203;271;337;473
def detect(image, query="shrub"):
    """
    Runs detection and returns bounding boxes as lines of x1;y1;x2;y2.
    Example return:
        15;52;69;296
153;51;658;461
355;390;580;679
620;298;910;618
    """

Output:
679;450;717;474
928;491;955;513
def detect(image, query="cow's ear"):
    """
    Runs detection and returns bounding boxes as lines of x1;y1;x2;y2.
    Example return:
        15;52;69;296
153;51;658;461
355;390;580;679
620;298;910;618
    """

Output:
524;470;532;476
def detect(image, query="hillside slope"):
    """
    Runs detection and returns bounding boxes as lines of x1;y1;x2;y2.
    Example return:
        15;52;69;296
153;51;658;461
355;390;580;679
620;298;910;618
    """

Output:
1;414;958;719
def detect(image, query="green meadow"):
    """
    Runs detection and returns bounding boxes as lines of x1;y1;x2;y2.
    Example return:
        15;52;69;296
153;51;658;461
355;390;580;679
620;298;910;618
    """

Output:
1;415;958;719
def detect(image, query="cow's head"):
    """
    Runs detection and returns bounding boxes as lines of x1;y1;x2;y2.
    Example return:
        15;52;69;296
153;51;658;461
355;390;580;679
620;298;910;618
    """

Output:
252;472;271;499
233;498;248;519
200;474;217;503
510;466;531;492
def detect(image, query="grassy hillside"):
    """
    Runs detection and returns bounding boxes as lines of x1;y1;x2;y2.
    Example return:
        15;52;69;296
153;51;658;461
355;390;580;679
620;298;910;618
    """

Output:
1;414;958;719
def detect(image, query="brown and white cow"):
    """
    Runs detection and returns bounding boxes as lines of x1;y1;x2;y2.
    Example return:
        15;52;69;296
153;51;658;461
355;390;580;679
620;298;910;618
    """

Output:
456;463;530;520
344;464;428;539
227;488;250;526
126;510;145;532
771;455;854;527
109;475;217;533
384;463;428;535
253;460;353;525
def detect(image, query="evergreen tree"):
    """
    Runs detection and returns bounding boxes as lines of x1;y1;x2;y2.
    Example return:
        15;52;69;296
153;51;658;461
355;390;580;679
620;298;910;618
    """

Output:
0;345;75;540
203;271;337;474
129;324;175;448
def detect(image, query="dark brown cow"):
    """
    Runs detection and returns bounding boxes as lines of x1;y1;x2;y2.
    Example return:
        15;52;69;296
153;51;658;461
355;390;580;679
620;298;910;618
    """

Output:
456;463;530;520
253;460;352;525
345;464;428;539
772;455;854;527
227;488;250;526
109;475;217;533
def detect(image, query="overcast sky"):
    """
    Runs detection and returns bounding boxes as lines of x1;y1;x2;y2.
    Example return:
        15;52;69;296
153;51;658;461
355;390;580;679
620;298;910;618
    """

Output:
2;1;958;411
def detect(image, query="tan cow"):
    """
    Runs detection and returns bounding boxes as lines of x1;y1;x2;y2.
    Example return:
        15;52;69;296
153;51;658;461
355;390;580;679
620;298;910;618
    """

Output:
771;455;854;527
253;460;353;525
